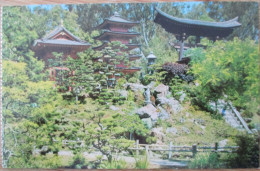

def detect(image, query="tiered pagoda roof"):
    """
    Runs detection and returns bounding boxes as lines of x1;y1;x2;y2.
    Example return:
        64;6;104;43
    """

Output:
154;7;241;38
33;25;91;50
96;12;139;30
94;30;140;41
94;12;141;74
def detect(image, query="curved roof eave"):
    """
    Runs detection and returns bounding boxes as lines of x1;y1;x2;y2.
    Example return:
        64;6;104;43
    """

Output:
155;7;241;29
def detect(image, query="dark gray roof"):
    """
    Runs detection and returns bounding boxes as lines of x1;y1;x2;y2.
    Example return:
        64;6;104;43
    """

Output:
155;8;241;28
34;39;91;46
43;25;83;42
95;30;140;40
33;25;90;47
96;12;139;29
147;52;157;59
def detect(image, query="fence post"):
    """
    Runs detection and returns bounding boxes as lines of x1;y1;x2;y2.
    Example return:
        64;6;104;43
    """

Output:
136;139;139;156
215;142;218;152
145;145;149;159
192;144;197;158
168;141;173;159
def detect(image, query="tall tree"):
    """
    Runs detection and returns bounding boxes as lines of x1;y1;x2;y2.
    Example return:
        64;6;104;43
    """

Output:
204;2;259;41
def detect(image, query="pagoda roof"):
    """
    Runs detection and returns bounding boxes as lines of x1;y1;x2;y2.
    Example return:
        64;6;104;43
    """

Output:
129;54;142;61
94;30;140;40
93;41;141;51
147;52;157;59
96;12;139;29
154;7;241;38
33;25;90;49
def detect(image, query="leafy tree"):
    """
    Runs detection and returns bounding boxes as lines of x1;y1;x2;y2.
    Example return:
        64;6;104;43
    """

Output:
191;38;259;114
204;1;259;41
85;112;149;163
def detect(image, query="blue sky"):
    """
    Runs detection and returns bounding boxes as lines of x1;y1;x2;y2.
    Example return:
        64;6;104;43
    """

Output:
27;1;202;13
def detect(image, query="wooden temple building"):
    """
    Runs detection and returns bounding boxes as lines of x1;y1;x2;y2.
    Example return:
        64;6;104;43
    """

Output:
154;8;241;61
93;12;141;74
32;24;91;87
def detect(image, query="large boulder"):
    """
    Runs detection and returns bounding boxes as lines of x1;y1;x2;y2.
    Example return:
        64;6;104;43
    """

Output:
136;104;159;121
154;84;169;98
158;106;170;120
166;127;178;135
151;127;165;144
142;118;153;129
157;97;182;114
118;90;128;99
124;83;146;92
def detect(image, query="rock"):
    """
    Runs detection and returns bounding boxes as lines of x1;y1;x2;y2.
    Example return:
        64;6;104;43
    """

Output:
200;125;206;130
166;127;178;135
147;81;156;90
151;127;165;144
118;90;128;99
110;105;119;111
158;106;170;120
193;119;206;126
154;84;169;98
179;117;185;123
185;112;191;117
157;97;182;114
181;127;190;134
178;91;186;103
136;104;159;121
142;118;153;129
125;83;146;92
218;139;228;147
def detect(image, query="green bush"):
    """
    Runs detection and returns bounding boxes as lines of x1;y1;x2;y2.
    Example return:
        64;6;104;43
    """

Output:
188;152;220;169
99;158;127;169
226;134;259;168
135;155;149;169
69;153;88;169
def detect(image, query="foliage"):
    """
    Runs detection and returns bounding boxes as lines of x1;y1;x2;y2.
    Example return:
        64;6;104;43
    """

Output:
191;38;259;114
188;152;221;169
135;155;149;169
70;153;87;169
226;134;259;168
99;158;128;169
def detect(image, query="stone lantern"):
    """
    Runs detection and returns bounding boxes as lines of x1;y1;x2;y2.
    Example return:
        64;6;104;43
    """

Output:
147;52;157;66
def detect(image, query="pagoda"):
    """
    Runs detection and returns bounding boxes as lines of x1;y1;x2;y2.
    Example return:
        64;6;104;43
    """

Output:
32;24;91;87
154;8;241;61
94;12;141;75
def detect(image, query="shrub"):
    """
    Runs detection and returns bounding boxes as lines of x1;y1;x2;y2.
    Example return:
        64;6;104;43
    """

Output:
99;158;127;169
188;152;220;169
135;155;149;169
70;153;87;169
226;134;259;168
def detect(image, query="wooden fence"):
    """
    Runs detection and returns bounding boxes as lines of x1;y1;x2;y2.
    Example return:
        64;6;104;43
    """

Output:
128;140;239;159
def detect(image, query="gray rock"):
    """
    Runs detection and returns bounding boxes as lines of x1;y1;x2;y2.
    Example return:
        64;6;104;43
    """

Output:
154;84;169;98
158;106;170;120
218;139;228;147
136;104;159;121
118;90;128;99
185;112;191;117
179;117;185;123
181;127;190;134
151;127;165;144
142;118;153;129
110;105;119;111
193;119;206;126
178;91;187;103
147;81;156;90
157;97;182;114
166;127;178;135
125;83;146;92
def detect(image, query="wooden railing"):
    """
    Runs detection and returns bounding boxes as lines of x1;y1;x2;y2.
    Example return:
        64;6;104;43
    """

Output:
228;101;252;134
129;140;239;159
